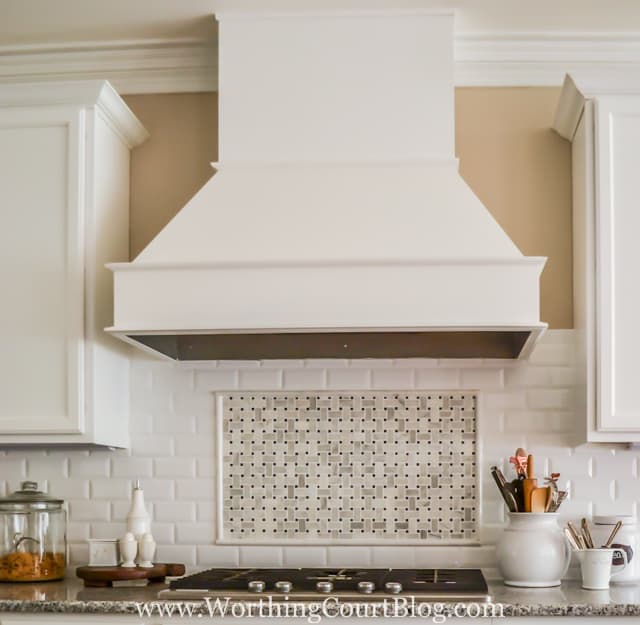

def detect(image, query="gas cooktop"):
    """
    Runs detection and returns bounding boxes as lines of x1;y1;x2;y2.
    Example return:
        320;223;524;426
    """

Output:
159;568;490;602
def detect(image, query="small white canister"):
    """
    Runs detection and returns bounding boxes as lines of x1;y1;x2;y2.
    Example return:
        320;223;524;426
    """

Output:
592;515;640;584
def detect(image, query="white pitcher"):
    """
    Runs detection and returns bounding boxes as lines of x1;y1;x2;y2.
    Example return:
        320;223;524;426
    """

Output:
496;513;570;587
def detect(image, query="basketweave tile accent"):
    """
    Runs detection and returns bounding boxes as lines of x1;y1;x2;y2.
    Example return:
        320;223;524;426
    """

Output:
216;391;477;544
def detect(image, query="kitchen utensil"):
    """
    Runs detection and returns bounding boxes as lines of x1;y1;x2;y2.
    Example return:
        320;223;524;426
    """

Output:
510;476;525;511
76;562;186;587
604;521;624;548
544;473;560;509
530;487;549;513
87;539;119;567
509;448;528;477
544;486;554;512
564;528;582;551
497;512;570;587
548;491;567;512
577;549;628;590
567;521;587;549
0;481;66;582
581;518;595;549
523;454;537;512
592;515;640;583
491;466;518;512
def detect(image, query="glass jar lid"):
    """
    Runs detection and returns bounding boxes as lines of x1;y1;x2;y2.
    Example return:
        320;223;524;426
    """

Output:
0;481;63;510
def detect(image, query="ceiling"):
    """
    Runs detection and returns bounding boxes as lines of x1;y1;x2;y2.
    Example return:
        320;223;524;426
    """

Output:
1;0;640;47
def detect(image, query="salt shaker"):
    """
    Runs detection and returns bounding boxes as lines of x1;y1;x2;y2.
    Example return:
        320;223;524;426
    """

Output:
138;533;156;568
119;532;137;568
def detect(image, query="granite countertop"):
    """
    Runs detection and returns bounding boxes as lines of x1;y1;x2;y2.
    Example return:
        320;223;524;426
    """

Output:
1;574;640;617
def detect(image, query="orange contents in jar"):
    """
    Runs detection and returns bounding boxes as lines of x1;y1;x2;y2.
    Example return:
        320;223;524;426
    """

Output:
0;551;65;582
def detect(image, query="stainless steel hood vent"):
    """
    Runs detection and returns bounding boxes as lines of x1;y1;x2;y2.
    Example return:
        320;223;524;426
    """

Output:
107;1;546;360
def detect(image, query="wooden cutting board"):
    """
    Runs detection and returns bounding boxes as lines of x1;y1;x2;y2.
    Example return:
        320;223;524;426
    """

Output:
76;563;185;587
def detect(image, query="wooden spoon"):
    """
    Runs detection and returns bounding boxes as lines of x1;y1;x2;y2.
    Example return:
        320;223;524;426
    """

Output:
530;486;549;513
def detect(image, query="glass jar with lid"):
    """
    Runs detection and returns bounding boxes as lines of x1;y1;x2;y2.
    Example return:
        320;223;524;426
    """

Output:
0;481;66;581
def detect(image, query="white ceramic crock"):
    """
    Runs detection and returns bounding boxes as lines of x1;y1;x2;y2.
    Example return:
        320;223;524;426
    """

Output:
591;515;640;584
496;513;570;587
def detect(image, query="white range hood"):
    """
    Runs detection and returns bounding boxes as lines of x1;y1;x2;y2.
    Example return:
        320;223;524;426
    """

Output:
107;1;546;361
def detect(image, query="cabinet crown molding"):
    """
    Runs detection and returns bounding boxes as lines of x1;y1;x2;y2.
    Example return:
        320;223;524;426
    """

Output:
0;80;149;147
553;71;640;140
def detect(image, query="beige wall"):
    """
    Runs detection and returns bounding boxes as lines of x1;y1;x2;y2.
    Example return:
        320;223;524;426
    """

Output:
124;88;572;329
455;87;572;329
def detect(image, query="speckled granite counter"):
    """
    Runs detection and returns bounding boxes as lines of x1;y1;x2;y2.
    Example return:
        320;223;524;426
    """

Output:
0;575;640;617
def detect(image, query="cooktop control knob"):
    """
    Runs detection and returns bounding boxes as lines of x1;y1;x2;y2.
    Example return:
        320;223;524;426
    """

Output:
248;581;266;593
316;581;333;593
357;581;375;594
385;582;403;594
275;581;292;593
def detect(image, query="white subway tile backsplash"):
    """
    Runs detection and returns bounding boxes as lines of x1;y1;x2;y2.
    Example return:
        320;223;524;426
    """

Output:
90;478;131;499
69;500;110;522
151;522;175;544
239;546;283;567
134;478;174;500
153;412;196;434
283;368;326;389
154;457;196;478
371;368;414;389
90;522;126;539
16;329;636;573
197;501;216;522
283;547;327;567
174;434;214;457
527;389;573;410
371;547;417;568
196;458;216;477
326;546;372;567
27;456;68;481
176;478;215;500
195;369;238;391
238;368;283;390
504;365;552;388
68;455;109;478
415;368;459;388
176;523;215;544
111;457;153;478
327;368;371;389
156;545;197;565
131;434;174;456
48;478;90;500
2;457;26;487
197;545;239;567
154;501;196;522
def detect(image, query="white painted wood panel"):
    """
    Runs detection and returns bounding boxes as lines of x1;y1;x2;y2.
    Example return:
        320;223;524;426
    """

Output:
0;107;84;434
595;96;640;432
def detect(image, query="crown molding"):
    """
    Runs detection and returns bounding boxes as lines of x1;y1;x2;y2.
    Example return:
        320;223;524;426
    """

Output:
0;38;217;94
1;32;640;93
455;31;640;86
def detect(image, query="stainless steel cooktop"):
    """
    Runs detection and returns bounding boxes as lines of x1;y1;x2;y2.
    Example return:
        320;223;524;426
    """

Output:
159;568;490;602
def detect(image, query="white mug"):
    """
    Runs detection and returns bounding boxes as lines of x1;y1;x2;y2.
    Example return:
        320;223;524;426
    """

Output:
577;548;628;590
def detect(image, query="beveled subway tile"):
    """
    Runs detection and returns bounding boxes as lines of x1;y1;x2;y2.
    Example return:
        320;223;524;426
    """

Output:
220;391;477;543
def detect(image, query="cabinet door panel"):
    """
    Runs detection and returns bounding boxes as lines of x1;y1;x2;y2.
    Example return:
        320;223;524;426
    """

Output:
595;96;640;431
0;107;84;433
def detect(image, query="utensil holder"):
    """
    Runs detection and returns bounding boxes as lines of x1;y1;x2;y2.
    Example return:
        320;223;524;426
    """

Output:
497;512;570;587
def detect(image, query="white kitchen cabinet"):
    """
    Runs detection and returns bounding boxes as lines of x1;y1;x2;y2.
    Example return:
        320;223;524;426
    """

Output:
0;81;147;447
554;76;640;441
